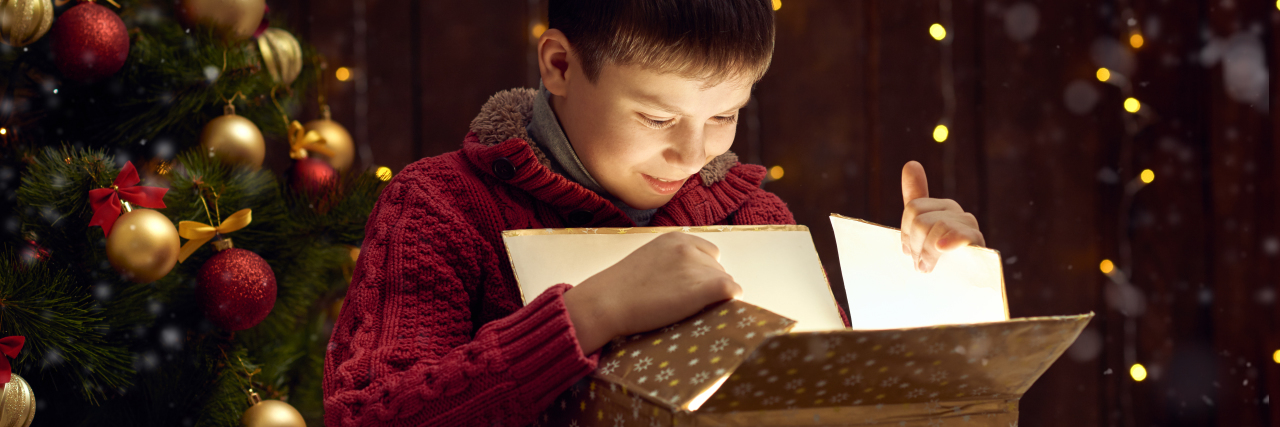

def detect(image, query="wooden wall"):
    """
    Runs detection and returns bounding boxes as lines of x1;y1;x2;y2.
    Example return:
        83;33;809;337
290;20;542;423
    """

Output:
270;1;1278;425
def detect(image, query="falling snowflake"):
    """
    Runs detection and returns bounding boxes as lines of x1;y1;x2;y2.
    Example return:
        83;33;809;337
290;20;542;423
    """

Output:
691;325;711;337
785;379;805;390
737;315;757;328
656;368;675;382
600;360;621;375
844;374;863;386
711;338;729;352
634;357;653;372
779;348;800;362
692;371;711;385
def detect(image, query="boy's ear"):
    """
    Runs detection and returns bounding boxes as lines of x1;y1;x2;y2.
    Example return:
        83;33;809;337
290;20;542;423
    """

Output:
537;29;573;97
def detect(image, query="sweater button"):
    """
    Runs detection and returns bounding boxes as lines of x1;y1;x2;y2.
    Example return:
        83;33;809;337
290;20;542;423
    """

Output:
566;210;594;227
492;157;517;180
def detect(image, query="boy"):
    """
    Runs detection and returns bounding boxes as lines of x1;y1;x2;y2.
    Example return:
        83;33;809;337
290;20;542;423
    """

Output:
323;1;983;426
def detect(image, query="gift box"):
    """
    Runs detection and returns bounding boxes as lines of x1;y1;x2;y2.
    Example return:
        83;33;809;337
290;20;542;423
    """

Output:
503;215;1092;426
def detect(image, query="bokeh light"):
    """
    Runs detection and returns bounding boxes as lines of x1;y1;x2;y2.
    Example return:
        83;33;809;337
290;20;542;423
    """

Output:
0;128;7;135
1273;349;1280;363
376;166;393;181
532;23;548;38
769;165;785;180
1129;33;1144;48
772;0;782;11
933;124;949;143
1130;363;1147;381
1124;97;1141;113
1096;68;1111;82
1140;169;1155;184
929;24;947;41
1099;259;1115;274
336;67;352;82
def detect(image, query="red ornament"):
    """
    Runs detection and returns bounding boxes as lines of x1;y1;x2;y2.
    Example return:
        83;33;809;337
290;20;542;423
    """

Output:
88;161;168;237
196;248;276;331
0;336;24;385
290;157;337;197
50;2;130;83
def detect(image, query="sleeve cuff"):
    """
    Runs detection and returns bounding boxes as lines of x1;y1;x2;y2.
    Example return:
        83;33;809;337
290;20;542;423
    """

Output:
485;283;599;409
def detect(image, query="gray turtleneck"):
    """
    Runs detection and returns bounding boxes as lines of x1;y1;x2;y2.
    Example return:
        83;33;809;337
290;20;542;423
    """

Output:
526;85;658;226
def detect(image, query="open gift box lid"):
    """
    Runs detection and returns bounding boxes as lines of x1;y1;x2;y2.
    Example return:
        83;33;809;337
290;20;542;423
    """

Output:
502;215;1092;426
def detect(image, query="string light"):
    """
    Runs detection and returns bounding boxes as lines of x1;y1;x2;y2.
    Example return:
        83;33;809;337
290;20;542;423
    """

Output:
929;24;946;41
1130;363;1147;381
1123;97;1141;113
1129;33;1144;48
1096;68;1111;82
1140;169;1155;184
768;165;784;180
376;166;393;181
335;67;352;82
771;0;781;11
1099;259;1115;274
532;23;548;38
932;124;949;143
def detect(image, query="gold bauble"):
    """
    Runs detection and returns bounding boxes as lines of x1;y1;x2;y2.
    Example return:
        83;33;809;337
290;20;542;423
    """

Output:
257;28;302;86
201;107;266;170
0;0;53;47
303;118;353;171
106;209;180;284
176;0;264;41
241;398;305;427
0;373;35;427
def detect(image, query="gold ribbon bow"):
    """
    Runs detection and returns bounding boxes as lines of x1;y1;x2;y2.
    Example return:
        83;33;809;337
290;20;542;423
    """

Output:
178;208;252;262
288;120;334;160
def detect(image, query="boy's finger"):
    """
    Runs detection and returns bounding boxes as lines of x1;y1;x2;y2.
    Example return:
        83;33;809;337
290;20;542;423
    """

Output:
680;233;723;263
901;161;929;205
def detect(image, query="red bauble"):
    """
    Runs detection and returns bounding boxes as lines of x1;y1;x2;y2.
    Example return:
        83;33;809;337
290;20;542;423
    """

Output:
290;157;337;197
196;248;276;331
50;2;129;83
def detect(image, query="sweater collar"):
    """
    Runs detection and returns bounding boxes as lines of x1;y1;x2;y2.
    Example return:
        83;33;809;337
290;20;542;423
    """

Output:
462;88;764;227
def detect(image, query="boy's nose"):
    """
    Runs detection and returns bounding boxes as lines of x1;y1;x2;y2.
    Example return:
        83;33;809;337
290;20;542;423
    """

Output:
666;128;708;175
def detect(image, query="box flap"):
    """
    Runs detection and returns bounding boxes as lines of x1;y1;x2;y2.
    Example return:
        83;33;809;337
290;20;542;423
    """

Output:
588;299;797;412
694;313;1092;414
502;225;845;332
831;215;1009;329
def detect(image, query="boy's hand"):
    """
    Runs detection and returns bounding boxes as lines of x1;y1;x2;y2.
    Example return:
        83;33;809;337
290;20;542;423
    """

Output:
900;161;984;273
564;232;742;354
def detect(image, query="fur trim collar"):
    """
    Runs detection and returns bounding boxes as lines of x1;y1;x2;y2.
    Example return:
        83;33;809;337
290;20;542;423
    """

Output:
468;88;739;186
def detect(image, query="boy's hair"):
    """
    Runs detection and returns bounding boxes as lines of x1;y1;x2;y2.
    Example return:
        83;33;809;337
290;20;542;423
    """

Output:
549;0;775;86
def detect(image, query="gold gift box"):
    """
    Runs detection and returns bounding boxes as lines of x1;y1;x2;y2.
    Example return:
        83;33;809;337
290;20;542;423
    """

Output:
503;215;1091;426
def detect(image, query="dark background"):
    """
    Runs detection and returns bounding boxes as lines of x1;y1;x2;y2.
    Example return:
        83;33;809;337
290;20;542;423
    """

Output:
266;1;1277;425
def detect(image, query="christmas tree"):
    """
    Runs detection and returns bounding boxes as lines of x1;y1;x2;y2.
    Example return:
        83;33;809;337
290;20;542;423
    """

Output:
0;0;384;425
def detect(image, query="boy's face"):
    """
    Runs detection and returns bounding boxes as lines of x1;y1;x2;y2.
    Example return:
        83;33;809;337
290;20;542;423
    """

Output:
551;63;753;210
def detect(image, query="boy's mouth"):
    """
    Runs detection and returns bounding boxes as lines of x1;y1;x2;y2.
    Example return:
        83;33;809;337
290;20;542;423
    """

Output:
642;174;687;195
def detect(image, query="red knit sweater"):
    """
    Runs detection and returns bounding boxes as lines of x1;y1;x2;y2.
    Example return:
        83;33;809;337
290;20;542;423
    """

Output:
322;89;796;427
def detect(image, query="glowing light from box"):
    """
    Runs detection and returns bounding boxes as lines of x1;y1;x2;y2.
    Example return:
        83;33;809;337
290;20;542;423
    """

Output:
1129;33;1144;48
929;24;946;41
336;67;352;82
933;125;949;143
768;165;784;180
1140;169;1155;184
1129;363;1147;381
532;23;548;38
687;375;730;411
771;0;781;11
1096;68;1111;82
376;166;393;181
1124;98;1141;113
1099;259;1115;274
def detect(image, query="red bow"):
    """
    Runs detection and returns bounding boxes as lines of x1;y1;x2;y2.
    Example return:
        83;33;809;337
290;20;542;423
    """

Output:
0;336;24;385
88;162;168;237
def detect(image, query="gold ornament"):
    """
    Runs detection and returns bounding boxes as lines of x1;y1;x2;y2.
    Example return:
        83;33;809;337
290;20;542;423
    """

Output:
201;104;266;170
106;208;180;283
257;28;302;86
303;106;354;171
175;0;264;41
0;0;53;47
241;392;305;427
0;373;35;427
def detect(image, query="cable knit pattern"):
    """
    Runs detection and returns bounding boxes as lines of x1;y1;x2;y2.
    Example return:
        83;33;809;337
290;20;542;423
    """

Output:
323;89;796;427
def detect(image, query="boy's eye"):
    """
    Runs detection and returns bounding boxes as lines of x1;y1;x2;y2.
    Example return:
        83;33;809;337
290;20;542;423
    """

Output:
712;114;739;124
640;115;675;129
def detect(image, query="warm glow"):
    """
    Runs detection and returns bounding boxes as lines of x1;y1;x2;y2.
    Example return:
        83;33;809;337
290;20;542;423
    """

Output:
1096;68;1111;82
335;67;352;82
932;124;949;143
929;24;947;41
376;166;393;181
532;23;548;38
1129;33;1144;48
1273;349;1280;363
771;0;781;11
1099;259;1115;274
769;165;785;180
688;375;731;411
1124;98;1141;113
0;128;7;135
1140;169;1155;184
1130;363;1147;381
